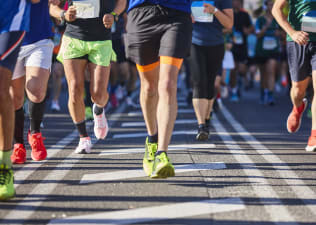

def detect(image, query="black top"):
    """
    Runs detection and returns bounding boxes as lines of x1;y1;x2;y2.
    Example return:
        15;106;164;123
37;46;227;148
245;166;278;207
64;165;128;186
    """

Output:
64;0;115;41
233;10;252;48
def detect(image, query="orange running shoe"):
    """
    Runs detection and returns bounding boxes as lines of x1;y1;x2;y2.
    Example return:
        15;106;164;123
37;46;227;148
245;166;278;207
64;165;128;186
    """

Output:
286;98;307;133
28;132;47;161
306;136;316;152
11;143;26;164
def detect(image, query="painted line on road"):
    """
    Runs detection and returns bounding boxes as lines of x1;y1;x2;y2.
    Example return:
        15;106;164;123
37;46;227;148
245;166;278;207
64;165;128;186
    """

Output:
127;108;194;117
220;104;316;218
48;197;244;225
80;162;226;184
121;119;196;127
4;94;135;221
213;111;299;224
113;130;196;139
99;144;216;156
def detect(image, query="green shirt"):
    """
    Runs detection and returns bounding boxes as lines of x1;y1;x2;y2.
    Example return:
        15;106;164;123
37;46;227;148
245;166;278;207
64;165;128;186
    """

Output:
287;0;316;41
255;16;280;57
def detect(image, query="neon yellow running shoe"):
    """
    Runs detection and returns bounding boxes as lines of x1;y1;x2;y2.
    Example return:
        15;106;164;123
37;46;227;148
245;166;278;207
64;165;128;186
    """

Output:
0;164;15;201
151;152;175;179
143;138;157;176
85;106;93;121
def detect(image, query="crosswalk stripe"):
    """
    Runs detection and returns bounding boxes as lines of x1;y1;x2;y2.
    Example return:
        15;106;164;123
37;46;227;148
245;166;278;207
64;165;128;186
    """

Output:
99;144;215;156
121;119;196;127
113;130;196;139
127;108;194;117
80;162;226;184
220;104;316;217
48;198;244;225
213;112;299;223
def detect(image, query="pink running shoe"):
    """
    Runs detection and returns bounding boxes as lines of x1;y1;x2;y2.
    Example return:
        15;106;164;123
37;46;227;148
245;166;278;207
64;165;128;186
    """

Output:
93;104;109;139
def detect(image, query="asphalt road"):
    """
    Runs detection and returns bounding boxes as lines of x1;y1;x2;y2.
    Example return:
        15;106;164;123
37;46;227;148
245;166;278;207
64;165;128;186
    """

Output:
1;82;316;225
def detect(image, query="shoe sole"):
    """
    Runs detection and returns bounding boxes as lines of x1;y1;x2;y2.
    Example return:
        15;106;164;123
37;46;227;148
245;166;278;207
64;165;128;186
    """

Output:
286;99;308;133
0;191;15;201
143;159;154;176
151;163;175;179
31;152;47;161
196;132;209;141
305;145;316;152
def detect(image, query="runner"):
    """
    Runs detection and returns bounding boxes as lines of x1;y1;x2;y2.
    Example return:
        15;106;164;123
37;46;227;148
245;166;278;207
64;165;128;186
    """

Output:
126;0;192;178
190;0;233;141
0;0;31;201
50;0;126;153
230;0;254;102
272;0;316;151
255;0;280;106
10;0;55;165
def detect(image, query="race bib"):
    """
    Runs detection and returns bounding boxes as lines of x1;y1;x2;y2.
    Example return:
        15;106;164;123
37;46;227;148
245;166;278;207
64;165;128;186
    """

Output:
191;1;214;23
73;0;100;19
263;36;277;50
302;10;316;33
234;31;244;45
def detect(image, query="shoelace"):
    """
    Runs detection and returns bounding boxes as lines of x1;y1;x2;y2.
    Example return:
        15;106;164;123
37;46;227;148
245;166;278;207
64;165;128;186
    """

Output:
30;136;45;152
14;146;25;156
96;114;106;128
0;168;10;185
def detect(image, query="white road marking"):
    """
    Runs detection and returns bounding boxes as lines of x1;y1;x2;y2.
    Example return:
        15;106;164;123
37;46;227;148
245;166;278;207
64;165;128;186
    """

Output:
213;112;299;224
48;198;244;225
121;119;196;127
80;162;226;184
113;130;196;139
220;104;316;218
99;144;215;156
127;108;194;117
4;95;133;221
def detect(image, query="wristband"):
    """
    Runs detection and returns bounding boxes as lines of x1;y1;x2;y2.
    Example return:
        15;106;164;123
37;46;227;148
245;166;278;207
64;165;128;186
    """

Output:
111;12;119;22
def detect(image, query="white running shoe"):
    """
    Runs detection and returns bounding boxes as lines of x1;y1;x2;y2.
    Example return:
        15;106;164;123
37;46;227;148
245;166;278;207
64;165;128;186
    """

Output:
115;85;125;100
51;100;61;112
126;96;138;108
93;104;109;140
75;137;92;154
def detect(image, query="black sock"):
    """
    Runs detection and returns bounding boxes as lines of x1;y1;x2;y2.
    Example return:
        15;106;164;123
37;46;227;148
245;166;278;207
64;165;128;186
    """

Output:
14;107;24;144
198;124;205;129
155;151;166;156
29;99;46;134
148;133;158;143
75;121;88;138
93;105;103;115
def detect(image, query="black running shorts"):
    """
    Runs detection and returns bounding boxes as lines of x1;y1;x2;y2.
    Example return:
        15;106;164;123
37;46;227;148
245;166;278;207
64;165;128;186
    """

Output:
287;41;316;82
0;31;25;72
126;3;192;66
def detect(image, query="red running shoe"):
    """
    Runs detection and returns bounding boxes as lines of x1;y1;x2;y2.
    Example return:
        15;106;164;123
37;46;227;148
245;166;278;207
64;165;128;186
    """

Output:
286;98;307;133
28;132;47;161
11;143;26;164
306;136;316;152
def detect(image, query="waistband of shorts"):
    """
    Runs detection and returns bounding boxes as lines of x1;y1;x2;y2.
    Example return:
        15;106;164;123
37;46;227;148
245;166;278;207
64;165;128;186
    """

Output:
132;2;190;16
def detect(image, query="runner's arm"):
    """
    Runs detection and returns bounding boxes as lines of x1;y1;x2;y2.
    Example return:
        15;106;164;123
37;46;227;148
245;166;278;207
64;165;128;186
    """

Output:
204;4;233;29
113;0;126;16
49;4;76;22
272;0;309;45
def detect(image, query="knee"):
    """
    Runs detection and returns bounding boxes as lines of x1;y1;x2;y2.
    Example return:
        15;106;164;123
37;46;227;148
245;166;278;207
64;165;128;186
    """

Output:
141;82;158;97
0;89;10;104
26;85;46;103
91;90;108;106
158;79;177;96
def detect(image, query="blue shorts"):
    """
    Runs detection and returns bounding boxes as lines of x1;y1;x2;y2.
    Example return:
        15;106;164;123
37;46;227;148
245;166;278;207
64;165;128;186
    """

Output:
0;31;25;72
287;41;316;82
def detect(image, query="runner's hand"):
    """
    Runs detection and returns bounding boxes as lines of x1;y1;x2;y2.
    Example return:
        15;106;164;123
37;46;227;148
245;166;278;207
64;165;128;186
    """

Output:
290;31;309;45
203;3;216;14
103;14;114;29
65;6;76;22
48;0;60;5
